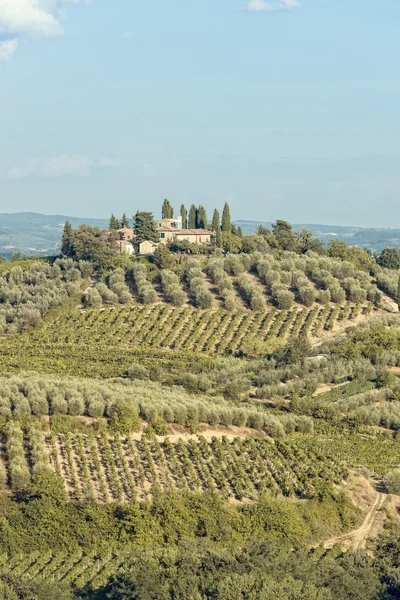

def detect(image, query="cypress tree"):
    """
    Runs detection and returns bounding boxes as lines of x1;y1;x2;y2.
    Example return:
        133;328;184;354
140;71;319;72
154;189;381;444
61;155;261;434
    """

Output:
221;203;231;232
197;205;208;230
121;213;130;228
109;214;120;230
211;209;220;232
188;204;197;229
216;227;223;249
162;199;174;219
237;226;243;238
180;204;187;228
61;221;74;257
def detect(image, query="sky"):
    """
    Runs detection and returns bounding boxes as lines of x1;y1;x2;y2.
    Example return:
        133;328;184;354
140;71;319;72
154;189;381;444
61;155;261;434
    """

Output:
0;0;399;227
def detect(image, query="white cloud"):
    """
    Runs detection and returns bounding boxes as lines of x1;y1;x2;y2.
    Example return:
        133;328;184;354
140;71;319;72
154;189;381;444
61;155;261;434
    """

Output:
247;0;301;13
0;0;90;60
97;157;122;168
0;38;18;62
7;155;119;179
119;31;133;39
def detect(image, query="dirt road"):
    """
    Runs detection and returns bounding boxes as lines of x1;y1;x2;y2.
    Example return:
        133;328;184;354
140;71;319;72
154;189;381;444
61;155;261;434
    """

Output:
324;491;385;550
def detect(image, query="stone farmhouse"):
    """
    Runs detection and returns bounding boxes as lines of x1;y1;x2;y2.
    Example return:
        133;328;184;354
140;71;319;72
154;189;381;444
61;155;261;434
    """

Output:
118;227;135;242
139;240;158;255
156;218;214;246
104;219;214;256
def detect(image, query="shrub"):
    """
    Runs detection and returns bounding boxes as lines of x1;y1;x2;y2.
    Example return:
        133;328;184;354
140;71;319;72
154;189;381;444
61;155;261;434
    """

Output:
224;255;245;276
237;275;266;311
126;364;150;380
318;289;331;304
298;285;317;307
161;270;187;306
250;293;266;312
274;289;295;310
86;288;102;307
329;285;346;304
132;264;157;305
195;288;213;309
186;264;213;308
223;293;236;311
385;469;400;494
110;400;141;434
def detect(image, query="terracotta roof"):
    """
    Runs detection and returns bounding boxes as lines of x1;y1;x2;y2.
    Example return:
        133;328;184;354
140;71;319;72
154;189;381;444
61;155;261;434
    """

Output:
118;227;134;234
158;227;175;232
176;229;214;235
140;240;158;247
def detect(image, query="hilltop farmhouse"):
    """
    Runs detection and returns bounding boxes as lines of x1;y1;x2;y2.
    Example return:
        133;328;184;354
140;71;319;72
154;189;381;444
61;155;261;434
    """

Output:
105;216;214;255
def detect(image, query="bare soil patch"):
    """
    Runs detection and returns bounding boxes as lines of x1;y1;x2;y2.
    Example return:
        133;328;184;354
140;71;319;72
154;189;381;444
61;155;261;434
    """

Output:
314;384;332;396
324;476;387;550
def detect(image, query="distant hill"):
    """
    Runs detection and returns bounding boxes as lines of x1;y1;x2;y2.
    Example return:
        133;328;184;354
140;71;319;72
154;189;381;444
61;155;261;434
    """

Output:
235;220;400;253
1;212;400;257
0;212;108;257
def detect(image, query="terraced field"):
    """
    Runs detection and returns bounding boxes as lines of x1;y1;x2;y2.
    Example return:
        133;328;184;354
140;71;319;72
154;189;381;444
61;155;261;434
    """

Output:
0;425;347;502
50;433;346;502
32;301;372;355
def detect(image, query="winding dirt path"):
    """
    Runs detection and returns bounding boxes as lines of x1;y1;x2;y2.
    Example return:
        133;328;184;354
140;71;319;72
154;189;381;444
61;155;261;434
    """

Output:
324;491;385;550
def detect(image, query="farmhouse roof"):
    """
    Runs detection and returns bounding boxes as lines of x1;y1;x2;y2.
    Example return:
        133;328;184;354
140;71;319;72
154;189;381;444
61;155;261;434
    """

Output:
140;240;158;246
176;229;215;235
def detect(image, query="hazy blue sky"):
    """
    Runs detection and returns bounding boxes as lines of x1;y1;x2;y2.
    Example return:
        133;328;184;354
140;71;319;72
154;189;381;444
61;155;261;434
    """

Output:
0;0;399;226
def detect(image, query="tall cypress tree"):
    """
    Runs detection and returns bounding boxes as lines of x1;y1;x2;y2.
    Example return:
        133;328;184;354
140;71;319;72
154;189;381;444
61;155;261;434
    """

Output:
109;214;120;230
121;213;130;228
237;225;243;238
188;204;197;229
180;204;187;229
211;209;220;232
216;227;222;249
162;199;174;219
221;203;231;232
197;205;208;230
61;221;74;257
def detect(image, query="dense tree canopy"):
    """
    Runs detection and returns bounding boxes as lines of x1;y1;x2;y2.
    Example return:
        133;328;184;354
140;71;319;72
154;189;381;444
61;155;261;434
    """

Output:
61;224;116;265
377;247;400;270
133;212;159;244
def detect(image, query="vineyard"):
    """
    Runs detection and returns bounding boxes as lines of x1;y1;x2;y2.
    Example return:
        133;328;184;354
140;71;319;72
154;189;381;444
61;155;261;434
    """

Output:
295;430;400;477
0;548;130;592
0;542;352;593
32;301;373;355
0;426;347;502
